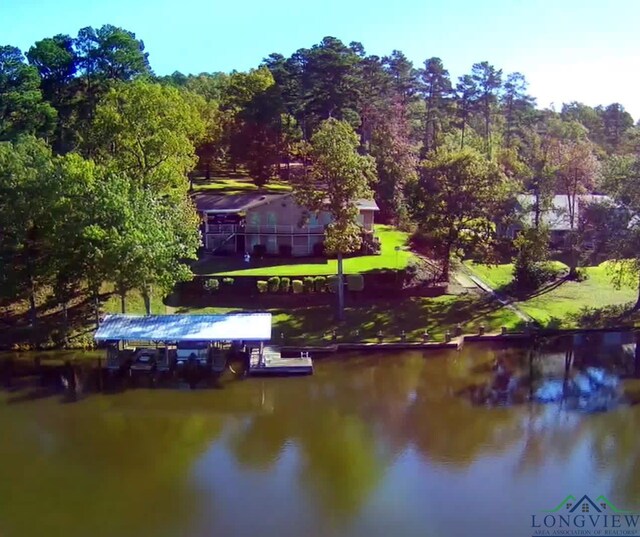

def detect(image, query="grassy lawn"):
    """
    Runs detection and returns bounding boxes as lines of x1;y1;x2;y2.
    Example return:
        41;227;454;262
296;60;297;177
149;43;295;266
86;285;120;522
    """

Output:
191;176;292;194
465;261;639;329
166;294;523;344
194;225;416;277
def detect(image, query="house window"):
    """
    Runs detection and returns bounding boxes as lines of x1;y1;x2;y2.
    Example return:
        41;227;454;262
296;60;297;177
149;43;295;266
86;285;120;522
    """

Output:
267;236;278;254
309;212;319;226
266;212;277;226
582;504;589;513
248;212;260;226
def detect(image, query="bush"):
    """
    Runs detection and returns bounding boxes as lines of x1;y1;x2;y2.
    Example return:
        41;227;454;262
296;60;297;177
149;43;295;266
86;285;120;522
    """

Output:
204;278;219;292
257;280;268;293
268;276;280;293
303;276;315;293
253;244;267;257
280;277;291;293
312;241;325;257
279;244;292;257
327;275;339;293
512;229;556;293
292;280;303;294
360;232;381;255
221;277;234;287
347;273;364;292
314;276;326;292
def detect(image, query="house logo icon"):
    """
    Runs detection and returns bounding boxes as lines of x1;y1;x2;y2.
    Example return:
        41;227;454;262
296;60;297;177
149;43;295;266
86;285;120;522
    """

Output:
531;494;640;535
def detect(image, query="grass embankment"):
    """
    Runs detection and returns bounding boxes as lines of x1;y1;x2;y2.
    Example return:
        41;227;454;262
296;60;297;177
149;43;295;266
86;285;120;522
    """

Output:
194;225;416;277
465;261;640;329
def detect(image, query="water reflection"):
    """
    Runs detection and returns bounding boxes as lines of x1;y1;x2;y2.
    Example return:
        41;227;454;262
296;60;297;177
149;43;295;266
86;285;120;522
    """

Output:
1;335;640;537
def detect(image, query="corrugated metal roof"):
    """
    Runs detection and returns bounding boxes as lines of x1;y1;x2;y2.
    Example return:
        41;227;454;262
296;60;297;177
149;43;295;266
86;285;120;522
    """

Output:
355;199;379;211
94;313;272;342
192;193;288;213
517;194;613;231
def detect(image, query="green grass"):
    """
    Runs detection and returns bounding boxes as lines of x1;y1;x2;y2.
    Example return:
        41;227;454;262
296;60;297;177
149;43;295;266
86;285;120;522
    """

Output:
192;176;292;194
518;263;637;328
464;260;568;290
168;294;523;344
465;261;639;329
194;225;416;277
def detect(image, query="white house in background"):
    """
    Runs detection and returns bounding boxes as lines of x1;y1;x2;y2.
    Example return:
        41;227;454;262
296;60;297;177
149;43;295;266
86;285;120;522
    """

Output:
193;192;379;256
501;194;614;245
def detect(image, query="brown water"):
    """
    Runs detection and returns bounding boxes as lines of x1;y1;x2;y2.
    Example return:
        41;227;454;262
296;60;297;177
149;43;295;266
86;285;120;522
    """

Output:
2;339;640;537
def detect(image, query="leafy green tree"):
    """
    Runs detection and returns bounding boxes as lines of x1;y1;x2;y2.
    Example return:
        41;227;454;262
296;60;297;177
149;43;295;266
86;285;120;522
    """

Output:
0;136;56;329
89;80;205;196
500;72;536;148
598;103;633;153
455;74;478;149
419;57;452;155
408;146;512;280
0;46;56;140
470;62;502;158
292;119;376;318
26;35;77;100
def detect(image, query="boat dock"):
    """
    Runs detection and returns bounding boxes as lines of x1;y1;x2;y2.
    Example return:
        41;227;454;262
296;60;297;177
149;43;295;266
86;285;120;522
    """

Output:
248;346;313;376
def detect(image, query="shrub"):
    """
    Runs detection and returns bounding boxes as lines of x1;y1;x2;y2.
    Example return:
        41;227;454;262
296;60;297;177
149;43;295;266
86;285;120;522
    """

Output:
512;229;556;293
268;276;281;293
327;275;339;293
303;276;315;293
221;277;234;287
253;244;267;257
312;241;325;257
257;280;268;293
292;280;303;294
347;273;364;292
314;276;326;292
280;277;291;293
360;232;381;255
204;278;219;292
279;244;293;257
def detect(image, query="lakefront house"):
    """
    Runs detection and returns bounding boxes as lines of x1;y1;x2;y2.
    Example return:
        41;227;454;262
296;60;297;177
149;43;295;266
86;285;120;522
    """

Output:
193;192;379;256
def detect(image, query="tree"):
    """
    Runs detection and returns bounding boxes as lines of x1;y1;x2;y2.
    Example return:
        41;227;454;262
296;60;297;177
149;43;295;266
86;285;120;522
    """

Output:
89;80;205;196
550;137;599;277
419;57;452;156
408;147;512;280
455;75;478;150
501;72;535;148
600;155;640;309
599;103;633;153
0;46;56;140
0;137;56;329
470;62;502;159
292;119;376;318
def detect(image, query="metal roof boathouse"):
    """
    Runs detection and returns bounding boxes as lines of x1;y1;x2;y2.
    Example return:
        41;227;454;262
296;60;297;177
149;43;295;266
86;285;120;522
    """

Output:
95;313;272;343
94;313;312;377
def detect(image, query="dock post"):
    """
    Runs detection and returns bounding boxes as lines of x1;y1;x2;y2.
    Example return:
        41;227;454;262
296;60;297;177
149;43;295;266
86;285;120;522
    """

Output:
454;324;463;337
400;330;406;342
445;330;452;343
422;331;429;343
501;326;507;336
479;325;485;336
377;330;384;343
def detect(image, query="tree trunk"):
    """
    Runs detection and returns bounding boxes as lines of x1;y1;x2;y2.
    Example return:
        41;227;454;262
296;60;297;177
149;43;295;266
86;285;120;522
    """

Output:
62;301;68;346
441;242;453;282
337;253;345;321
120;293;126;314
28;281;37;330
634;273;640;311
93;291;100;329
142;287;151;316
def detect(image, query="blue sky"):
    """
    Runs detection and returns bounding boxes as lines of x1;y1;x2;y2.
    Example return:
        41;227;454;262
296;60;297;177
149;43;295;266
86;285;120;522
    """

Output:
3;0;640;119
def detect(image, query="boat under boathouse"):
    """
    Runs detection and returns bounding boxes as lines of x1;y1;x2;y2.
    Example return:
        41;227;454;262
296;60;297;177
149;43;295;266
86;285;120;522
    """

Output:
94;313;313;376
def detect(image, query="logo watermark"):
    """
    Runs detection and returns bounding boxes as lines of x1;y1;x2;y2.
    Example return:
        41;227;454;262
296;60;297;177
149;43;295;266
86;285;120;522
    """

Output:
531;495;640;536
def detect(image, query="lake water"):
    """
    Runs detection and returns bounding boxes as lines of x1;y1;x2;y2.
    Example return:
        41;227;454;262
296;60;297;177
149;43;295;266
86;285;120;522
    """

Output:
2;336;640;537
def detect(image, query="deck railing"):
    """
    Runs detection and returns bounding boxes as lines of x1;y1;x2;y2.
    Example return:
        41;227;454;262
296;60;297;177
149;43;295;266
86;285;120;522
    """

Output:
205;223;326;234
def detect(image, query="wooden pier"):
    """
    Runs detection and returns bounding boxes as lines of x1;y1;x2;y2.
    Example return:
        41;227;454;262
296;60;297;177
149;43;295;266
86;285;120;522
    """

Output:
248;346;313;376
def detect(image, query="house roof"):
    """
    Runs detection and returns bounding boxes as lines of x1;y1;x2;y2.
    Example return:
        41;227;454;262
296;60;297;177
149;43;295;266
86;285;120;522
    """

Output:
517;194;613;231
355;199;379;211
94;313;272;342
193;192;379;213
192;192;288;213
